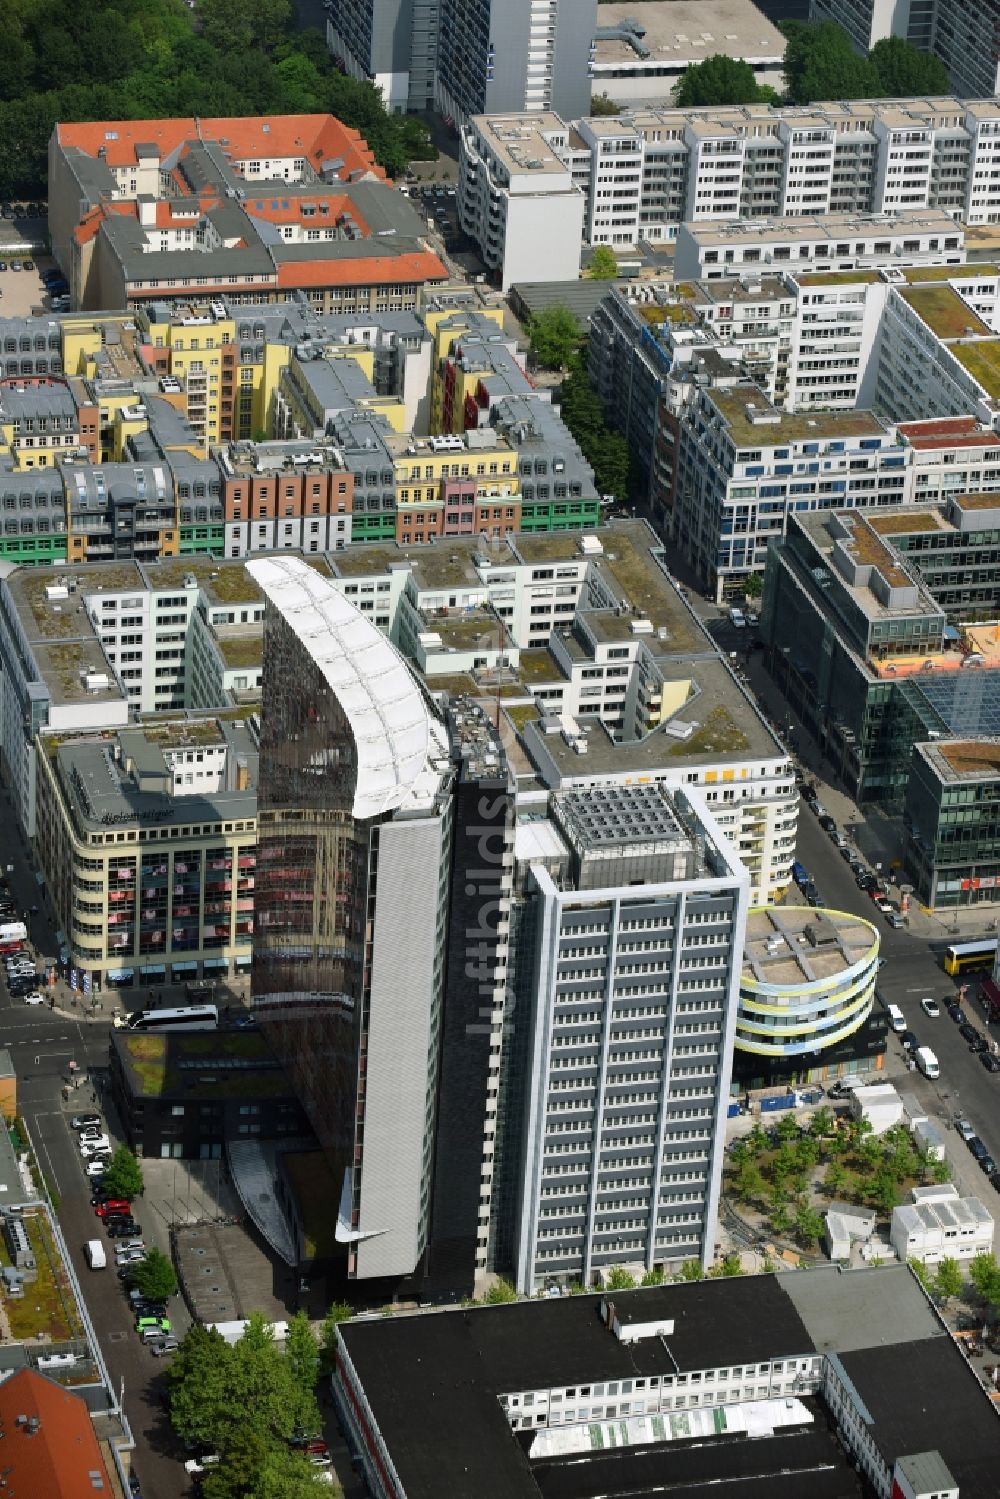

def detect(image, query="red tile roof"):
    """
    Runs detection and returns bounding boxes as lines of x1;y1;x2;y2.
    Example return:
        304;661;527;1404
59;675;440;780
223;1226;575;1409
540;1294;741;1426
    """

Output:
275;250;447;290
58;114;385;183
245;194;365;231
0;1368;114;1498
899;416;1000;449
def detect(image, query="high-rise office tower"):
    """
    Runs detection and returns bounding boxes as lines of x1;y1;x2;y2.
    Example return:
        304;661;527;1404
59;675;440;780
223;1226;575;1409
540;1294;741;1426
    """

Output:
325;0;438;113
327;0;597;122
510;783;750;1294
436;0;597;123
248;555;455;1282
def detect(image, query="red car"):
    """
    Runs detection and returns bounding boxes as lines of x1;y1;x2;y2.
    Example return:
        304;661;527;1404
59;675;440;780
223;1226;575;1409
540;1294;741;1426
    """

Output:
868;887;886;904
94;1199;131;1218
0;941;23;955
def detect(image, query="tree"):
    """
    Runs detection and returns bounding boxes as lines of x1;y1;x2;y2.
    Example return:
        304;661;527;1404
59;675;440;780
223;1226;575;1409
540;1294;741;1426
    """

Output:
732;1159;767;1205
318;1302;352;1375
774;1113;800;1143
482;1278;518;1303
794;1201;825;1249
528;305;583;371
588;246;618;280
590;92;620;116
168;1324;234;1447
605;1266;636;1291
130;1247;178;1303
285;1312;320;1400
675;55;766;108
782;21;881;106
909;1257;933;1292
969;1252;1000;1309
709;1253;744;1278
678;1259;704;1281
100;1146;144;1200
557;351;631;501
769;1198;791;1237
933;1257;964;1307
743;572;764;601
203;1430;335;1499
641;1266;664;1286
869;35;950;96
823;1161;849;1199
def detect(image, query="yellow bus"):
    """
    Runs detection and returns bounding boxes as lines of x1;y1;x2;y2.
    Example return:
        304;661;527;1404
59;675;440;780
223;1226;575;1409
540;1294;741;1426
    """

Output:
943;939;997;977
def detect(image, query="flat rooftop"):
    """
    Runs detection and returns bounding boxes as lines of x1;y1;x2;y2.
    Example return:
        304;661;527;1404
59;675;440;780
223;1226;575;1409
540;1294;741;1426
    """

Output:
709;389;887;448
950;338;1000;398
113;1028;290;1100
144;555;263;605
899;285;992;339
593;0;784;68
839;1337;1000;1497
685;207;958;247
918;737;1000;782
339;1267;995;1499
742;906;878;989
471;114;572;179
522;654;778;778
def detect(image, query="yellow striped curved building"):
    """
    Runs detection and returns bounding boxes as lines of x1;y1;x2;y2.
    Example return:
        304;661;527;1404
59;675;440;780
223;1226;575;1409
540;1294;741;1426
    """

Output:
737;906;879;1059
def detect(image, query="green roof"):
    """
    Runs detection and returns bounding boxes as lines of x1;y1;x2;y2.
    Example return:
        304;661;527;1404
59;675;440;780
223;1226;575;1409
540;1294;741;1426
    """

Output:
900;286;992;340
951;339;1000;397
709;390;886;448
118;1030;293;1099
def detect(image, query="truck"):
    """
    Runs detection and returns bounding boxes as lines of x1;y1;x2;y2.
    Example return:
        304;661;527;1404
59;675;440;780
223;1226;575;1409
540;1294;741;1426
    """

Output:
915;1046;940;1080
0;921;27;946
84;1239;106;1270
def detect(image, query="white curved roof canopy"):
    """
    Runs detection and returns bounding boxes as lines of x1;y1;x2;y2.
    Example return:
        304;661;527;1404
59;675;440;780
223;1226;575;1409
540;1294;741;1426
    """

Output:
248;555;436;820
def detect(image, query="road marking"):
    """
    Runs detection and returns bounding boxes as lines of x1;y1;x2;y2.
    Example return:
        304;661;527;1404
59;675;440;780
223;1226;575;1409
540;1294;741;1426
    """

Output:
35;1136;61;1195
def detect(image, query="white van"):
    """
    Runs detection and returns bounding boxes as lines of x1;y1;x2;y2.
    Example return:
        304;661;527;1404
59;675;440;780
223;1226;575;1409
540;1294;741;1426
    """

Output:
916;1046;940;1080
84;1239;106;1270
728;607;747;628
886;1004;906;1033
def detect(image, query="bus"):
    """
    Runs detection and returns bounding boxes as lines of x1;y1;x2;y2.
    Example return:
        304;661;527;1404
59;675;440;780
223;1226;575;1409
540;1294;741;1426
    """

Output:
942;939;998;977
126;1004;219;1032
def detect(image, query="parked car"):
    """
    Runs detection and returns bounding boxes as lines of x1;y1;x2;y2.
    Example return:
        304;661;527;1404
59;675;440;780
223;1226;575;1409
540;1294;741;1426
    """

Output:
979;1052;1000;1074
801;783;818;804
117;1248;147;1265
957;1119;977;1143
947;1002;964;1023
980;1153;997;1174
71;1114;101;1131
818;815;837;834
920;997;941;1018
968;1136;989;1163
900;1030;918;1052
136;1315;170;1332
990;1169;1000;1193
150;1335;179;1356
85;1161;107;1177
95;1199;131;1217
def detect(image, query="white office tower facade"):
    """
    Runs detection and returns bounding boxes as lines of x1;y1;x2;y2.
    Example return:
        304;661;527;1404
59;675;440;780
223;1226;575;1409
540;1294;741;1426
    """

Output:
513;783;750;1294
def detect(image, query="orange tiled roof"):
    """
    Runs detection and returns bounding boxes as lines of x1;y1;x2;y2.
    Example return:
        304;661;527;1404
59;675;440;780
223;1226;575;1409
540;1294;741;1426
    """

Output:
0;1369;114;1499
244;194;365;231
275;250;447;290
58;114;386;183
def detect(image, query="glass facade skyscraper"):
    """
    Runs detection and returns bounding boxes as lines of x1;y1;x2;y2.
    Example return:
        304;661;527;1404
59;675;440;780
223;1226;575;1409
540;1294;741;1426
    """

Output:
249;556;455;1280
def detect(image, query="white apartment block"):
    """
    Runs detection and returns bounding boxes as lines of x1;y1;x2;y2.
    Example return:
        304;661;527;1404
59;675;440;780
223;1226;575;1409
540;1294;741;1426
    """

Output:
674;208;965;283
672;387;910;602
458;98;1000;273
458;115;585;290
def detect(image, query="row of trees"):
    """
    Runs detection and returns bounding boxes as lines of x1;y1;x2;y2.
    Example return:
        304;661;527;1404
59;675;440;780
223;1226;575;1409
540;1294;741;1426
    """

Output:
728;1112;949;1247
912;1250;1000;1315
168;1310;345;1499
674;22;950;111
0;0;435;198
